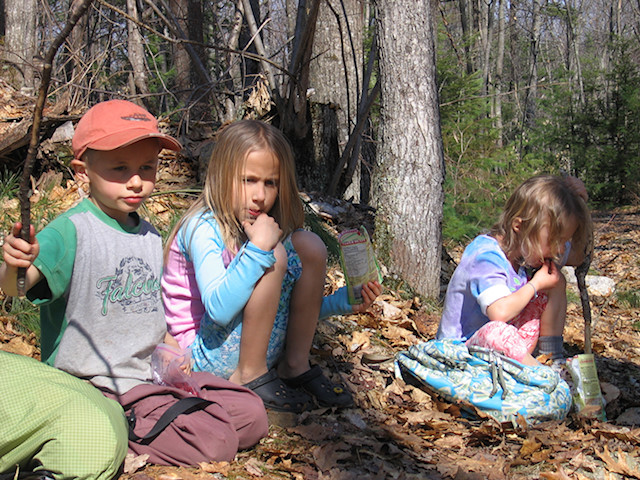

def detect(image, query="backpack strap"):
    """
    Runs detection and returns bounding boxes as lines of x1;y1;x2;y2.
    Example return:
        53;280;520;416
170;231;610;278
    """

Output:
127;396;213;444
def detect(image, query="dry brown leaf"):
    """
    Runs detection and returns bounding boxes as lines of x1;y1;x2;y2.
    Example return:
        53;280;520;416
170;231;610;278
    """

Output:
596;446;640;478
3;337;36;356
520;437;542;456
243;457;265;476
530;448;552;463
435;463;460;477
591;423;640;443
291;423;333;442
347;330;371;352
311;442;351;471
198;460;230;474
433;434;465;450
123;453;149;474
539;466;573;479
381;325;419;347
378;300;403;320
567;451;599;472
399;410;451;429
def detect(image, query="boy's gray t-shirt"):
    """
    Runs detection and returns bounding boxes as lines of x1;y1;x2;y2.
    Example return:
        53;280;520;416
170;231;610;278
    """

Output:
29;199;166;394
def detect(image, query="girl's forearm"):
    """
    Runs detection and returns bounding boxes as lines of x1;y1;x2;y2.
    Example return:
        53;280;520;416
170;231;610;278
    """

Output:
199;242;276;326
485;282;537;323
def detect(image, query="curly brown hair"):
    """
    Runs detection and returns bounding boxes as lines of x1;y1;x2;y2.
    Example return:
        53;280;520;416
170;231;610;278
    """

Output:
490;175;590;267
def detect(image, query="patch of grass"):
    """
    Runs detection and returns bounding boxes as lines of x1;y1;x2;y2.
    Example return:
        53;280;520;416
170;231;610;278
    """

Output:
1;296;40;337
633;321;640;332
0;167;20;199
616;290;640;309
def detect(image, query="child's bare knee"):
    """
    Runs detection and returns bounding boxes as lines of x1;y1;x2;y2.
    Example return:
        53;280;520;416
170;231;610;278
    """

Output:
292;230;327;265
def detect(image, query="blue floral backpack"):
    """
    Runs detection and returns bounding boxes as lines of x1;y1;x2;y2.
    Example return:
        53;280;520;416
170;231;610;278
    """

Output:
394;339;572;425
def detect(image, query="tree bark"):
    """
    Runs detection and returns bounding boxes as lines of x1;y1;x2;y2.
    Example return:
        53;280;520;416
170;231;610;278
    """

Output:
494;0;505;147
458;0;473;74
524;0;541;129
308;0;364;199
169;0;191;105
2;0;37;91
127;0;151;103
373;0;445;299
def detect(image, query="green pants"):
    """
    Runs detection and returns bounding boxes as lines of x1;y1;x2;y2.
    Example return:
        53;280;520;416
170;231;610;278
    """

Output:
0;351;128;479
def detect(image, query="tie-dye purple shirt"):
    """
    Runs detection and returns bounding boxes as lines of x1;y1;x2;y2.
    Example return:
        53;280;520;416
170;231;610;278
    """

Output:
436;235;528;340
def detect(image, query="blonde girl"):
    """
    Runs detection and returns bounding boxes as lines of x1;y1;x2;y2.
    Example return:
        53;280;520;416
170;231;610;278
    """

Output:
162;120;381;412
436;175;589;366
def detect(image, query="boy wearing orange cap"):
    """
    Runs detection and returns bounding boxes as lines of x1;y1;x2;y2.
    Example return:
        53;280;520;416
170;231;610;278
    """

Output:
0;100;268;469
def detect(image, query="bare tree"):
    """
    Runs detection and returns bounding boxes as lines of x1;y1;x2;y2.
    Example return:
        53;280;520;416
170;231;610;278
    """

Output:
373;0;445;299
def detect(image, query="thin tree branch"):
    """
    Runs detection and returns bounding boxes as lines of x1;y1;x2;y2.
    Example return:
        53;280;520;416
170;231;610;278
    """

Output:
328;78;379;196
98;0;292;78
240;0;277;92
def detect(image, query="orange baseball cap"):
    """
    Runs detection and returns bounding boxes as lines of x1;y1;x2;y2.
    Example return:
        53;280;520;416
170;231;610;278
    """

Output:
72;99;182;159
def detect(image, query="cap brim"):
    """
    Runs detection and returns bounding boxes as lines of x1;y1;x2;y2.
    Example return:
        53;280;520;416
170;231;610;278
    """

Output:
76;129;182;159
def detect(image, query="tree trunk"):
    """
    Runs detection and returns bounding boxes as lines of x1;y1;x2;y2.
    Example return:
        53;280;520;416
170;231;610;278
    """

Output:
66;8;88;108
494;0;505;147
373;0;445;299
508;0;522;148
478;0;493;97
3;0;37;91
308;0;364;199
169;0;191;106
524;0;541;129
222;0;244;122
458;0;473;74
0;0;4;36
566;0;584;106
127;0;150;102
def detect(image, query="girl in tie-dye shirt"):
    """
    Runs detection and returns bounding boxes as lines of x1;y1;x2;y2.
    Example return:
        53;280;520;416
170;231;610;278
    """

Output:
437;175;590;366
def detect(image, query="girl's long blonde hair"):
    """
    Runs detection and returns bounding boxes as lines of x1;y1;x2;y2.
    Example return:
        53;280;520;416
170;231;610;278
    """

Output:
164;120;304;258
490;175;590;267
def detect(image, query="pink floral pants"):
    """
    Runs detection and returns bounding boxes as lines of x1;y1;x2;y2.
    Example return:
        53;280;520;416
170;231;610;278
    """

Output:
466;292;548;362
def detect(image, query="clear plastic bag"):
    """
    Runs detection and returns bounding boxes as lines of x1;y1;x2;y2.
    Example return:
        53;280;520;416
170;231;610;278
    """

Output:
151;343;201;396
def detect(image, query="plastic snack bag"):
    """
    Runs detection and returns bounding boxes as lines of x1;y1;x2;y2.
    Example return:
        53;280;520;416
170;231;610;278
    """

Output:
566;353;606;420
338;227;383;305
151;343;201;396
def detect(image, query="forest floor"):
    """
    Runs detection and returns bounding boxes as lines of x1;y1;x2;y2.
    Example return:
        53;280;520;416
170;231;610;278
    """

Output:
2;157;640;479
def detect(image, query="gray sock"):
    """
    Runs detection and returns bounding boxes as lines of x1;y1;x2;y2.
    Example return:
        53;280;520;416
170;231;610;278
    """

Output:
537;335;565;360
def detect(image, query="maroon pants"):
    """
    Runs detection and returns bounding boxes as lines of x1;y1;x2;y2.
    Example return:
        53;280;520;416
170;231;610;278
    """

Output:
105;372;268;466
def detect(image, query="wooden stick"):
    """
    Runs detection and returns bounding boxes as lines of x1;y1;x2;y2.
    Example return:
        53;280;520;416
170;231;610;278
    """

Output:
16;0;94;295
575;211;595;354
575;248;593;354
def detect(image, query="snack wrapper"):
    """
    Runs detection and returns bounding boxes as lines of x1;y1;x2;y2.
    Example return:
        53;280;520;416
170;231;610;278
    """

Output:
338;227;383;305
566;353;606;420
151;343;201;396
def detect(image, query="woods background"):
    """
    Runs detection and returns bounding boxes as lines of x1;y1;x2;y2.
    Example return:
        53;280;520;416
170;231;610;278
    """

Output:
1;0;639;300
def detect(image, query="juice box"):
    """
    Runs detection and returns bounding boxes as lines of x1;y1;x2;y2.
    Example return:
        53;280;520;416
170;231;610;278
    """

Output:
338;227;383;305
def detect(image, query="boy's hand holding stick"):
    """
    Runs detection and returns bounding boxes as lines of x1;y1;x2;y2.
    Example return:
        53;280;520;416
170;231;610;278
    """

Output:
15;0;94;295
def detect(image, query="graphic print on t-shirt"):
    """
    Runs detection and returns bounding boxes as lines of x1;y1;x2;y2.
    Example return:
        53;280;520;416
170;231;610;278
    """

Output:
95;256;161;315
